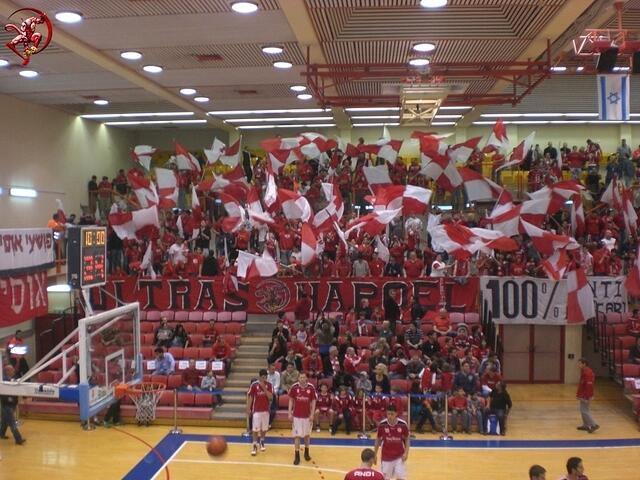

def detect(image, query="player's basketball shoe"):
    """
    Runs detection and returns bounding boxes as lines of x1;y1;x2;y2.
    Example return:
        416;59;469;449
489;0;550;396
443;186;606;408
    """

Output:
260;440;266;452
251;444;257;456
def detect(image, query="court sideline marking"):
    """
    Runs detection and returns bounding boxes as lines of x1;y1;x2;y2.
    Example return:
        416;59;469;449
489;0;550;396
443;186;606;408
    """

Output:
171;458;347;475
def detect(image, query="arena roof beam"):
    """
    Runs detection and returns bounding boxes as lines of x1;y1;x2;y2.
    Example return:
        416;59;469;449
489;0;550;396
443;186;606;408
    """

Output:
278;0;351;130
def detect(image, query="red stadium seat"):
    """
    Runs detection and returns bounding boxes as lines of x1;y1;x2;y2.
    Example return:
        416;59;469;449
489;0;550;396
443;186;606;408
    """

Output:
142;333;155;345
450;312;464;324
38;371;54;383
188;311;204;322
174;311;189;322
168;375;183;389
158;390;174;406
183;347;199;360
141;346;154;359
217;312;232;322
618;336;637;349
190;334;204;347
169;347;184;360
151;375;168;386
198;348;213;359
278;394;290;408
194;392;214;406
231;311;247;322
178;391;195;406
146;311;161;322
356;363;369;373
613;324;628;336
203;312;217;322
143;374;152;383
139;311;147;321
214;324;226;335
183;322;198;333
622;364;640;377
606;312;623;324
196;323;210;334
464;312;480;324
160;310;175;321
222;335;237;347
226;323;244;335
390;379;410;393
421;323;434;334
354;336;374;349
140;322;154;333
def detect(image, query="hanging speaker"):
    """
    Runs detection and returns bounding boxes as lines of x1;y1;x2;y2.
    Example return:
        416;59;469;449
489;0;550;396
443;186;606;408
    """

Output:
597;47;619;72
633;51;640;74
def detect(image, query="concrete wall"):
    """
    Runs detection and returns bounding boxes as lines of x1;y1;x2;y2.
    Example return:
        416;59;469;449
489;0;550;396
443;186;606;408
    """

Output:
0;94;134;228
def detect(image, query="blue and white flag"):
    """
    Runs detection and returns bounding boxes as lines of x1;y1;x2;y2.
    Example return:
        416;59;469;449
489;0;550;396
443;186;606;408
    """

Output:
598;74;630;120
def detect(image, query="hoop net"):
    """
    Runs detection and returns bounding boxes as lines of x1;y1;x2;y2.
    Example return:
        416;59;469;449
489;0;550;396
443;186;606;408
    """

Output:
127;382;166;424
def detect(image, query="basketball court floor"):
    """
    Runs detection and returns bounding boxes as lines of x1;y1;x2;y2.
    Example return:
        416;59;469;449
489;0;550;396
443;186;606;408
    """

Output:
1;383;638;479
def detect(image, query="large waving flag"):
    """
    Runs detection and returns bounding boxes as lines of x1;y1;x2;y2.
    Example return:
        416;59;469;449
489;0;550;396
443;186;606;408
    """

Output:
571;195;585;237
420;134;463;192
132;145;156;170
128;169;158;208
345;208;402;237
301;223;318;266
458;167;504;202
598;74;630;121
154;168;179;208
237;250;278;280
567;267;595;323
219;139;241;167
496;131;535;172
278;189;313;222
483;119;509;154
204;138;225;164
601;177;622;209
625;244;640;296
541;249;570;281
174;142;201;172
109;204;160;240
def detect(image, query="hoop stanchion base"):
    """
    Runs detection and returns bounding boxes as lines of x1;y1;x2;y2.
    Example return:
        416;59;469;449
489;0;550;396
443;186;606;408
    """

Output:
440;432;454;441
169;427;183;434
357;432;370;439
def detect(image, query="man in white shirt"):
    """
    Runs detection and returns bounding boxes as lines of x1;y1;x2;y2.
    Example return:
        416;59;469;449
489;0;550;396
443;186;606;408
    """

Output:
431;254;448;277
168;239;188;266
601;230;616;252
267;363;281;428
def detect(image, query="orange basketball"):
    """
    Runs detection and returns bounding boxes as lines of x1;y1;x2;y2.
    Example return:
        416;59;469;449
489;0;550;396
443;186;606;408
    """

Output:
206;435;227;456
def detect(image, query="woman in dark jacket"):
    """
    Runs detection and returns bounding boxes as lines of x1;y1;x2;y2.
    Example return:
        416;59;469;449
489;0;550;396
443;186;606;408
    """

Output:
370;363;391;394
486;381;512;435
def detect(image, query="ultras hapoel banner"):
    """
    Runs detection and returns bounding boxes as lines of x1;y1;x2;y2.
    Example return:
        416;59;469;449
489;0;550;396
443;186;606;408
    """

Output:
92;276;479;314
0;271;49;326
480;276;628;325
0;228;55;276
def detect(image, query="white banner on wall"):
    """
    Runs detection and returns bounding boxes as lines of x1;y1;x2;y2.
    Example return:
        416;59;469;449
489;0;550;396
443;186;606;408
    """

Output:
481;276;629;325
588;276;627;317
481;276;569;325
0;228;55;275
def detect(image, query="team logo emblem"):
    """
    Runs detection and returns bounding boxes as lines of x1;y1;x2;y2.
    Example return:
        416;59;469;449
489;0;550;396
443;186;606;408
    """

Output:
254;279;290;313
4;8;53;66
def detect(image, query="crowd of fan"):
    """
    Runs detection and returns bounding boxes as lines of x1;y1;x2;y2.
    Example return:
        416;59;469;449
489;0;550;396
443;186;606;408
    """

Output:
45;136;640;281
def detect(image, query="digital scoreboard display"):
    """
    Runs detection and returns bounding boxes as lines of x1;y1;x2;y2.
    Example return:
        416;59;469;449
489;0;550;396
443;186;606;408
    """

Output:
67;226;107;289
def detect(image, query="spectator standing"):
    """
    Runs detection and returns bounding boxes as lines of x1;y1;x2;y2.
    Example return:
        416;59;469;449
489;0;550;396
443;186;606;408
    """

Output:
0;365;26;445
486;381;511;435
97;176;112;219
87;175;98;214
576;358;598;433
352;254;371;277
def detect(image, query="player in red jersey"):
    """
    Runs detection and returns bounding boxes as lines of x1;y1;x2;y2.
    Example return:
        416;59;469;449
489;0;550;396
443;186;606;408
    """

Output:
374;405;410;480
246;369;273;456
344;448;385;480
313;382;334;432
288;372;317;465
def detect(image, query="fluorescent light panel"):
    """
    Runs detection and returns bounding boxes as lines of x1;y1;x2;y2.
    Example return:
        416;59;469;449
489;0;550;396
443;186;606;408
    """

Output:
439;106;472;110
349;115;400;120
237;123;336;129
226;116;333;123
47;284;71;292
352;122;401;127
433;114;462;119
10;187;37;198
210;109;329;115
431;122;456;126
81;112;194;119
104;120;207;126
345;107;400;112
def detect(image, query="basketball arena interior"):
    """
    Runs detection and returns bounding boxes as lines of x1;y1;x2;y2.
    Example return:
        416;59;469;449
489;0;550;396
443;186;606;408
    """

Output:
2;1;640;479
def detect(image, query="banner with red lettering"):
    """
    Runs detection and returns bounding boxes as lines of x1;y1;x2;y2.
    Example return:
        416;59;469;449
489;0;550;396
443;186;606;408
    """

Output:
0;228;55;276
0;271;49;326
92;276;479;314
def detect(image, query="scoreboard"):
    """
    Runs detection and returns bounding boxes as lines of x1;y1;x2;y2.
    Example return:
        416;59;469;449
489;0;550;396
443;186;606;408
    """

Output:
67;226;107;289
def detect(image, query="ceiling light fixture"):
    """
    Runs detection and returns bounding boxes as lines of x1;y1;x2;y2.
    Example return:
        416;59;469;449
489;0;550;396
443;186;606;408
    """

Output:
576;66;584;72
143;65;163;73
120;51;143;61
180;88;197;95
420;0;448;7
350;115;400;120
104;119;208;126
431;122;456;126
55;11;83;23
409;58;430;67
273;61;293;69
209;108;329;115
93;99;109;106
439;106;472;110
550;66;567;72
194;97;210;103
226;117;333;123
81;112;194;119
231;2;259;14
345;107;400;112
412;43;436;53
613;66;630;71
237;123;336;130
10;187;37;198
352;122;401;127
0;59;9;67
290;85;307;92
47;284;71;293
262;45;284;55
19;70;38;78
297;93;313;100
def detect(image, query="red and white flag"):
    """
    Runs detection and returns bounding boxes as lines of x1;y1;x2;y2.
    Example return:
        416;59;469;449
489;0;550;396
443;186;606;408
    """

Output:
345;208;402;237
154;168;179;208
132;145;156;170
622;187;638;236
295;133;337;159
496;131;535;172
109;204;160;240
268;148;301;173
625;245;640;296
174;142;201;172
373;127;403;164
246;186;274;226
278;188;313;222
428;223;517;258
237;250;278;280
489;196;551;237
128;169;158;208
140;241;157;279
204;138;226;164
218;192;245;233
528;180;585;215
264;162;278;209
449;137;482;164
301;223;318;266
458;167;504;202
363;165;392;190
374;185;432;215
601;177;622;209
375;236;390;263
219;139;241;167
313;182;344;232
540;249;570;281
483;118;509;154
567;267;595;323
571;195;585;237
521;220;579;256
420;135;463;192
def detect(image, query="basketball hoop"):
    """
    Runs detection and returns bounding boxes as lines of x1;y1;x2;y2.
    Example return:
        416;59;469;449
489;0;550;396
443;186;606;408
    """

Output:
127;382;166;426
